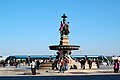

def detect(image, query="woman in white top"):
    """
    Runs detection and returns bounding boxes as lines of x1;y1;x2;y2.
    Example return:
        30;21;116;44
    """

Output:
31;60;36;75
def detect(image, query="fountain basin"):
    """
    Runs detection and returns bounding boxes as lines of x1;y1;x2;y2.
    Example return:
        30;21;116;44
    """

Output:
49;45;80;50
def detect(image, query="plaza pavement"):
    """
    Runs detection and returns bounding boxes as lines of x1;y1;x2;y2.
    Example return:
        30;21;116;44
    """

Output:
0;65;120;76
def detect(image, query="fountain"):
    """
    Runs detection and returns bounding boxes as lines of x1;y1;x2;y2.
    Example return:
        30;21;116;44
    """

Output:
49;14;80;69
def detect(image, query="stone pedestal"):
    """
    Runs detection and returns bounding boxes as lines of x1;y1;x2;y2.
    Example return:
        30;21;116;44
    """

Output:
60;35;69;45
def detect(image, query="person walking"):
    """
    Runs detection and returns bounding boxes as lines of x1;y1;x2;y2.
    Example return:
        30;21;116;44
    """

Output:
31;60;36;75
113;59;119;73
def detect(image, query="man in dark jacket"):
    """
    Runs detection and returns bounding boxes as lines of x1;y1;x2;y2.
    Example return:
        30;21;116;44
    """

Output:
88;59;92;69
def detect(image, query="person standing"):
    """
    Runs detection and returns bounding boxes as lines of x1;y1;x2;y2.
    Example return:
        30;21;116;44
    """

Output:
15;60;19;68
31;60;36;75
59;59;65;73
36;60;40;70
52;60;56;70
80;58;86;69
88;59;92;69
1;60;5;67
95;58;99;68
65;58;69;70
26;56;32;66
114;59;119;73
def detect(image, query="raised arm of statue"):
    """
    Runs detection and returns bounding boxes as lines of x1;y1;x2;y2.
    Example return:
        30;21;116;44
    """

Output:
59;21;63;32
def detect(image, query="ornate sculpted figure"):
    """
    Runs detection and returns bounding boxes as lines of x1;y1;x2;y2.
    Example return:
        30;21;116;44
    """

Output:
59;14;70;36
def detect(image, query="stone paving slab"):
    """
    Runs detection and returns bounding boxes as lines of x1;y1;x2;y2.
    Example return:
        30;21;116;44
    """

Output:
0;66;120;76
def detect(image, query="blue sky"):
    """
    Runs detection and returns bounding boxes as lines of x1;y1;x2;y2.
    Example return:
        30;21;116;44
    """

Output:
0;0;120;56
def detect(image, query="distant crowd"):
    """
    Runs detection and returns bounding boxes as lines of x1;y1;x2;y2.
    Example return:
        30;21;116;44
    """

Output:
0;56;119;75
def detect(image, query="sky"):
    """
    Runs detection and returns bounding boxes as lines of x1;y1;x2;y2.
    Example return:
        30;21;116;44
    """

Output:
0;0;120;56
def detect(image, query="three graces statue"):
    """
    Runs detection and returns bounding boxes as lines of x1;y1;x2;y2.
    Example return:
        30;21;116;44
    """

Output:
59;14;70;36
